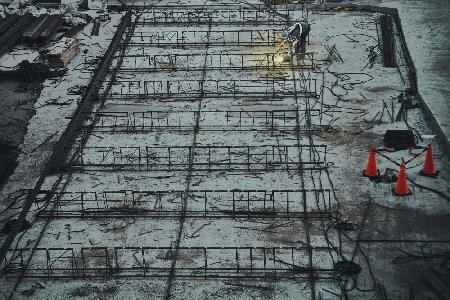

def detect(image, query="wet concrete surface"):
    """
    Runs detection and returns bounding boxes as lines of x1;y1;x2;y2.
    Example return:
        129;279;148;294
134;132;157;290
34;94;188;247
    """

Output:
0;81;39;190
0;143;17;190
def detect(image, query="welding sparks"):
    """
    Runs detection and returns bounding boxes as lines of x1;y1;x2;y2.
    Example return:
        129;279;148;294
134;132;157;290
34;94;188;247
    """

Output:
274;39;288;64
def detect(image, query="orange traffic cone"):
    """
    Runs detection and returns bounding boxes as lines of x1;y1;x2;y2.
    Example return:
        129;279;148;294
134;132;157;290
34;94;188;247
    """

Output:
394;161;412;196
363;145;379;178
419;144;439;177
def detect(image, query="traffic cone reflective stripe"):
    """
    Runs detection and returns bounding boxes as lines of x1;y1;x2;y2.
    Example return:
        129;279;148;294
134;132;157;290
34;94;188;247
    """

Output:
394;162;411;196
363;145;379;178
420;144;439;177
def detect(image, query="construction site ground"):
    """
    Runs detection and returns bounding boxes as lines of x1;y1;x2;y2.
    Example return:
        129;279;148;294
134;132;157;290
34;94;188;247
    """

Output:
0;1;449;299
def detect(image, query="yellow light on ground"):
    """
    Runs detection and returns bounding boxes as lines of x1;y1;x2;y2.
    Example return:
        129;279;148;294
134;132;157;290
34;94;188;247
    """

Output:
274;54;285;64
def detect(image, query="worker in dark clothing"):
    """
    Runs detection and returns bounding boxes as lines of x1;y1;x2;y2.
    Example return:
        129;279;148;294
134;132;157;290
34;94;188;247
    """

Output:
282;22;311;58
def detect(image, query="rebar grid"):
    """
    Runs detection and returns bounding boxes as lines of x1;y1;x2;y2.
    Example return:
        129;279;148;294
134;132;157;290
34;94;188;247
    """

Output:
107;78;318;99
111;3;312;11
134;10;287;26
114;53;315;72
85;109;322;134
125;3;312;26
3;246;338;280
68;145;327;172
126;29;285;48
35;189;335;219
0;4;343;298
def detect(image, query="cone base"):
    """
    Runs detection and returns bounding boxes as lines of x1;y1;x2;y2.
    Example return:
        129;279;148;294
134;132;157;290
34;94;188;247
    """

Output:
419;170;440;178
362;170;381;180
393;188;412;197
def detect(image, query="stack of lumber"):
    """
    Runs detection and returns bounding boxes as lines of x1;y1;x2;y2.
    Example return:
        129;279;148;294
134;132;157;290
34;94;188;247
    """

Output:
45;37;79;68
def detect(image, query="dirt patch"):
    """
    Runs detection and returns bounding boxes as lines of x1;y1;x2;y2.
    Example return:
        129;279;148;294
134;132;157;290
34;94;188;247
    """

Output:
69;283;118;299
364;85;398;93
315;121;382;150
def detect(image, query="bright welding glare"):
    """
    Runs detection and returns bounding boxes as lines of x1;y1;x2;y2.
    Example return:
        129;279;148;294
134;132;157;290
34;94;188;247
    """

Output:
274;40;287;64
274;54;285;64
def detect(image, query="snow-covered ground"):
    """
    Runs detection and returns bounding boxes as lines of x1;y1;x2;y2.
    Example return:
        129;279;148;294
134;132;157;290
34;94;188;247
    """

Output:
354;0;450;153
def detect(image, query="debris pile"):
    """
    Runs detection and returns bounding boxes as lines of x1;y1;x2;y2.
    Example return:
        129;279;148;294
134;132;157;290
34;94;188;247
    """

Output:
0;1;87;78
0;0;89;60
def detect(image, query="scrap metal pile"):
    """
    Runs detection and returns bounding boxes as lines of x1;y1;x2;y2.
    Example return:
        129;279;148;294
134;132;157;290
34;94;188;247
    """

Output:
0;9;84;81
